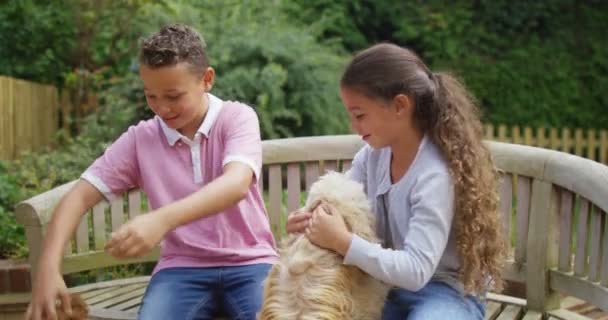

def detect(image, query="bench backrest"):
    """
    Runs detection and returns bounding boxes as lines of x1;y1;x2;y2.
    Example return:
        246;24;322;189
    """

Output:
15;135;608;312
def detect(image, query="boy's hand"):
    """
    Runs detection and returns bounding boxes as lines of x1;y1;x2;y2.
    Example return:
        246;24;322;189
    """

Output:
286;209;312;234
105;213;169;258
26;266;71;320
305;202;352;256
285;200;323;234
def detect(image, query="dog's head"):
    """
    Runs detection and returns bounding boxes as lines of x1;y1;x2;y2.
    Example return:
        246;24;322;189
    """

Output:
306;171;377;242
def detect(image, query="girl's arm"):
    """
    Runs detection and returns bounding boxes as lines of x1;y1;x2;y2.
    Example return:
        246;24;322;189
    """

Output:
308;171;454;292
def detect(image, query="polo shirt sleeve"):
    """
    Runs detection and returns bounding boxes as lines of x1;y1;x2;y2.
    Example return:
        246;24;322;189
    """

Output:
221;105;262;181
81;126;140;201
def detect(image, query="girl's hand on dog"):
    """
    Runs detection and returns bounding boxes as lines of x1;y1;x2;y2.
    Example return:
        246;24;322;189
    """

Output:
306;202;352;256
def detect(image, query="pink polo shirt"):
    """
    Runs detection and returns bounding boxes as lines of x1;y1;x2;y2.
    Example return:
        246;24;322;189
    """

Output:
81;93;278;273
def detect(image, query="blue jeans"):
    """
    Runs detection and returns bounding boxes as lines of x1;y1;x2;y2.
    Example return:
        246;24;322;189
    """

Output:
138;264;271;320
382;281;485;320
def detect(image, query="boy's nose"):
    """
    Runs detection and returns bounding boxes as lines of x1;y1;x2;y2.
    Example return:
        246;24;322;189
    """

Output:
156;105;172;115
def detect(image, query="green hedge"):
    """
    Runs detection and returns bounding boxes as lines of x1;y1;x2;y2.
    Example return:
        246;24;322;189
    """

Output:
285;0;608;129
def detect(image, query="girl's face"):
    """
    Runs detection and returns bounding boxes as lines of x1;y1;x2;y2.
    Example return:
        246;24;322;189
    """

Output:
139;63;214;136
340;86;412;149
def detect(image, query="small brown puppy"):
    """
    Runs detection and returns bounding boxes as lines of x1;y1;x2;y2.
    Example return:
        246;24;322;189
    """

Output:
57;293;89;320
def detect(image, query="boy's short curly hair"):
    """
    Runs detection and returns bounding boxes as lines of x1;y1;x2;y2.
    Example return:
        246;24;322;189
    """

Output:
139;24;209;76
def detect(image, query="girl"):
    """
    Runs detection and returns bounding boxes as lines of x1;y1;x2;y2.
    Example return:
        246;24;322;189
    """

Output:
26;24;277;320
287;43;506;320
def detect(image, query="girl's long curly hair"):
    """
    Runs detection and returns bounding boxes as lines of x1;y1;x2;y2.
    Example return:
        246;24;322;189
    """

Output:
341;43;507;294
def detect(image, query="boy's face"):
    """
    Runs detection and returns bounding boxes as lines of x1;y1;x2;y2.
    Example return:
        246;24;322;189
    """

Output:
140;63;214;134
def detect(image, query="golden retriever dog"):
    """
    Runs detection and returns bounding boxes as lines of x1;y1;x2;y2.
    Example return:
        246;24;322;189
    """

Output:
259;171;390;320
57;293;89;320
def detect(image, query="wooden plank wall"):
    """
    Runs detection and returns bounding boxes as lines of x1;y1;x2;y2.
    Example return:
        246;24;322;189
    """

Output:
0;76;59;160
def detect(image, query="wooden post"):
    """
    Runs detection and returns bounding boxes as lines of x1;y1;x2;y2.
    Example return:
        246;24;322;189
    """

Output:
498;125;508;143
485;124;494;141
536;127;547;149
574;128;584;157
513;126;521;145
587;129;597;162
526;179;560;311
550;128;560;151
0;77;7;159
524;126;534;146
600;130;607;164
6;77;15;159
562;128;572;154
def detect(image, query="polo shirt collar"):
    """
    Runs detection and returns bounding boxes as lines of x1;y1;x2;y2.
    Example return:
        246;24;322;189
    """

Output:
159;93;223;146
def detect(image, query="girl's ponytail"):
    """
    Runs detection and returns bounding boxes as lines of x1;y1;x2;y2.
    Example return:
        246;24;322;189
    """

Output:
431;72;507;293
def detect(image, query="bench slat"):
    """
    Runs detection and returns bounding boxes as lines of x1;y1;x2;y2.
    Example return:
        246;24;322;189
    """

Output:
324;160;338;173
110;198;124;232
305;161;319;192
602;208;608;287
287;163;301;213
95;286;147;309
485;301;502;320
559;189;575;272
268;164;282;237
499;174;513;251
548;308;595;320
495;305;523;320
574;198;590;277
109;288;146;311
93;202;107;250
80;286;124;300
127;190;141;218
76;211;90;253
515;176;531;264
588;205;603;281
87;283;147;306
521;310;543;320
341;159;352;172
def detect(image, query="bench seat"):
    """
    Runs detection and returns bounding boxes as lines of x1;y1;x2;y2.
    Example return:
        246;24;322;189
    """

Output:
16;136;608;319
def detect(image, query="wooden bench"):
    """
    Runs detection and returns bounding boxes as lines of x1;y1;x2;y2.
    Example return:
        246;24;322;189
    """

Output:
16;135;608;319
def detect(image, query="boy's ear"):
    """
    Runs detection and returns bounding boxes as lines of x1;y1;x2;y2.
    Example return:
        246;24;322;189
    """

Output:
393;94;413;116
202;67;215;91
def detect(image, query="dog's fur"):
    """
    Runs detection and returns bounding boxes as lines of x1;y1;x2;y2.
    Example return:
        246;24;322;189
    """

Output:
57;293;89;320
259;171;390;320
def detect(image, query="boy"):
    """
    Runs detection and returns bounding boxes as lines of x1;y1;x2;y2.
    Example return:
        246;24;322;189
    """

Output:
26;24;277;320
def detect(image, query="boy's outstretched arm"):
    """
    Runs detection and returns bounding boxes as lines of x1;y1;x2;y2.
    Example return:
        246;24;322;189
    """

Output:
105;162;253;258
26;180;103;320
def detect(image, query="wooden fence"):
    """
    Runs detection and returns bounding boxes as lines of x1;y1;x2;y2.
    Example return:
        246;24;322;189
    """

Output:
0;75;606;165
0;76;59;160
484;124;608;164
